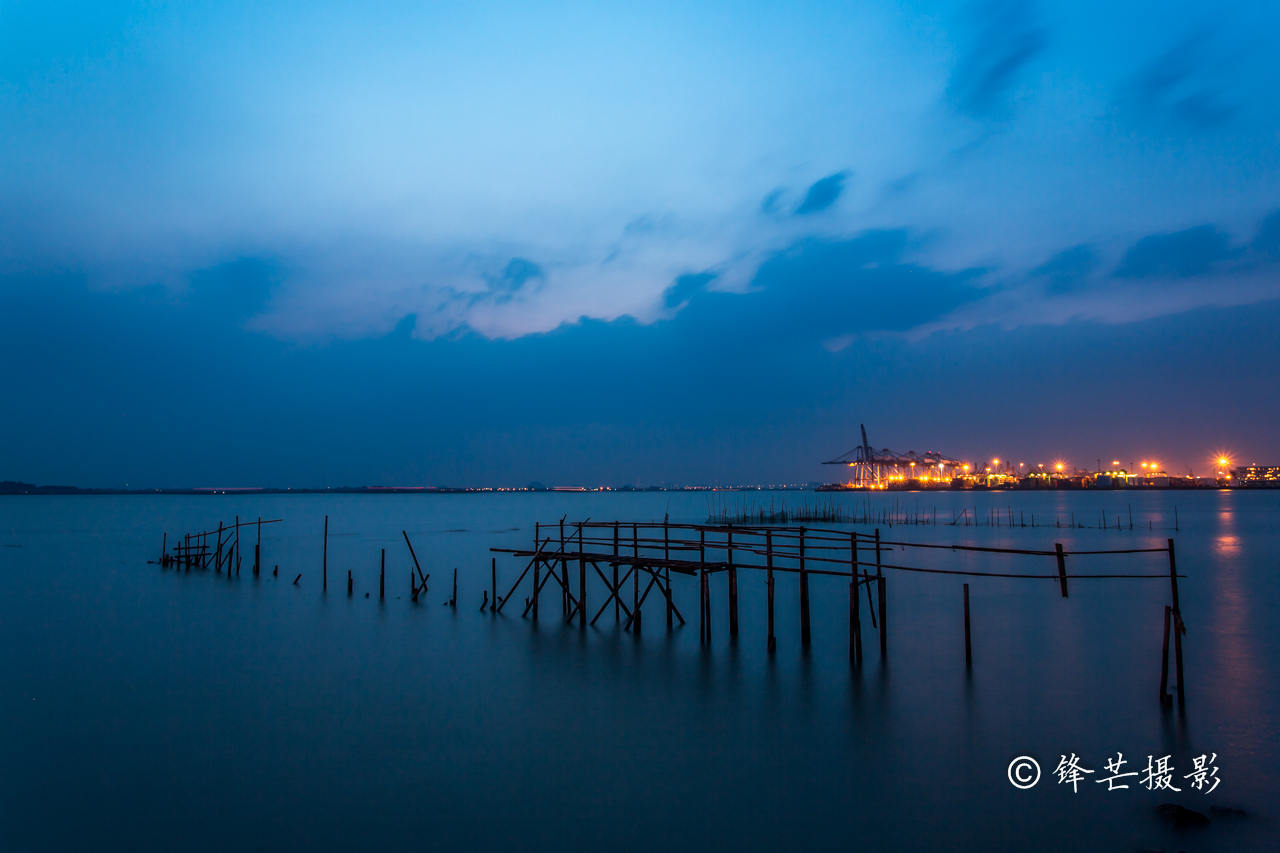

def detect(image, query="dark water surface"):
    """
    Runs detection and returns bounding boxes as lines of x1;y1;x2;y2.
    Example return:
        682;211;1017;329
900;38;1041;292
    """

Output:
1;491;1276;852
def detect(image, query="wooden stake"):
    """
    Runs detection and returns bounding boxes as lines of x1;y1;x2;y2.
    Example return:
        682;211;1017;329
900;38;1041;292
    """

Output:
963;583;972;666
766;530;775;652
491;557;496;612
1159;604;1171;705
875;529;885;656
849;532;860;665
323;515;328;592
1055;543;1069;598
727;528;738;637
799;527;810;646
380;549;386;599
452;567;458;607
347;569;352;595
1168;539;1185;706
578;524;586;628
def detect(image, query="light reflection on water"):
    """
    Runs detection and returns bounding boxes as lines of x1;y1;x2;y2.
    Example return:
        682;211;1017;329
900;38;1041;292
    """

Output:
0;489;1276;852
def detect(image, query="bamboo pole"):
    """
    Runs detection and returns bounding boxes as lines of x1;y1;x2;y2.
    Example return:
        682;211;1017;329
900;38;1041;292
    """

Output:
963;583;972;666
766;529;775;652
1159;604;1171;705
799;527;810;646
1168;539;1185;706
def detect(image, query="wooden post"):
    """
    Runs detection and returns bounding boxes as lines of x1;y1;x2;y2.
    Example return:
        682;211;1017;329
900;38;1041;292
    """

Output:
875;529;886;657
1159;604;1172;705
533;523;540;621
323;515;328;592
235;515;241;575
491;557;496;613
700;529;708;643
578;524;586;628
216;522;224;573
664;520;672;628
1168;539;1185;706
665;566;672;630
450;567;457;607
850;532;860;665
632;524;639;630
161;532;166;566
559;518;567;616
799;527;811;646
766;530;775;652
727;528;738;637
1055;543;1069;598
255;517;261;576
347;569;352;595
613;522;620;622
963;583;972;666
380;549;386;599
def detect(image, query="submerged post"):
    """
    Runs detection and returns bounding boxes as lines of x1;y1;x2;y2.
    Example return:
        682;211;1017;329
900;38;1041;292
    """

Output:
799;527;810;646
380;549;386;599
1168;539;1185;706
766;530;776;652
1055;543;1069;598
452;567;458;607
1159;604;1172;704
255;517;262;575
323;515;328;592
850;532;861;665
727;528;738;638
613;522;620;622
876;529;886;656
347;569;352;595
491;557;496;612
664;519;672;628
963;583;972;666
578;524;586;629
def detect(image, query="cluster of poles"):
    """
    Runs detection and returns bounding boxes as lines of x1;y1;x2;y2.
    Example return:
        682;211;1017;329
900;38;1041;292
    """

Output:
709;496;1182;532
156;513;1191;707
492;518;1190;706
160;516;282;577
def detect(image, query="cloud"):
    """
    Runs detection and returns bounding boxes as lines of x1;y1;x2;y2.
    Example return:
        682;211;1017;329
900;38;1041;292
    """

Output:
1127;34;1236;128
1251;210;1280;257
662;272;713;308
1030;245;1098;294
946;0;1047;118
1113;225;1238;279
794;172;849;215
666;230;982;347
484;257;544;298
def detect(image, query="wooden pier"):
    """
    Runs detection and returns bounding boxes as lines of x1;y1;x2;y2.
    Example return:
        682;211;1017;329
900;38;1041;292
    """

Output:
493;519;1189;704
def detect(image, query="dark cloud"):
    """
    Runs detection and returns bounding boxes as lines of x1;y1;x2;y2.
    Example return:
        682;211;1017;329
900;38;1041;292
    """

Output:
667;230;981;345
1252;210;1280;257
5;265;1280;488
483;257;544;300
185;257;278;322
794;172;848;215
760;188;785;215
1128;34;1236;128
1031;245;1098;294
947;0;1047;118
662;272;714;308
1114;225;1238;279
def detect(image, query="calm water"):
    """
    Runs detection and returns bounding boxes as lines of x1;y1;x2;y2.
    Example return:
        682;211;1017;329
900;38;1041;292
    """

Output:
1;490;1276;852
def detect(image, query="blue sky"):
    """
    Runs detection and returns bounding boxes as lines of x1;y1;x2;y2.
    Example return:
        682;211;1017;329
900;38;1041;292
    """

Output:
2;1;1278;486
